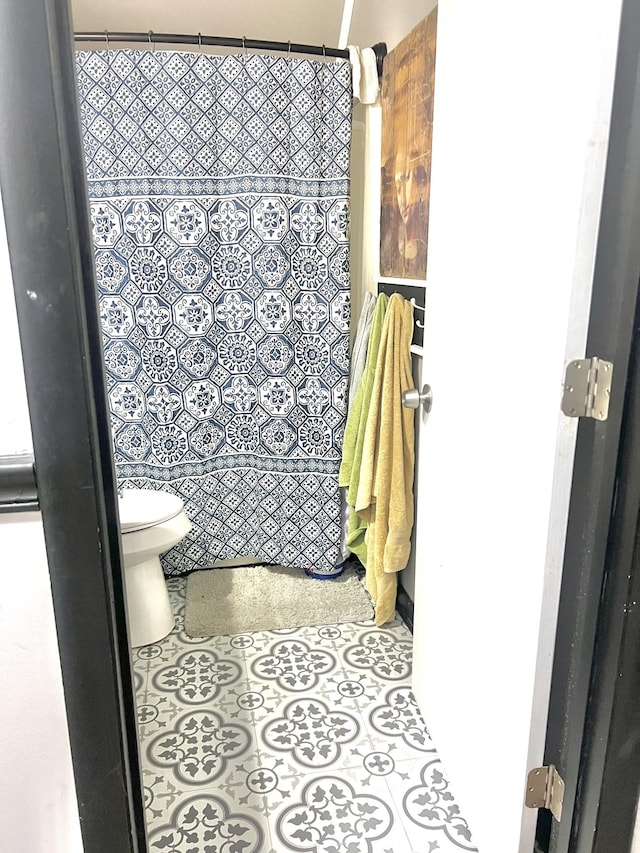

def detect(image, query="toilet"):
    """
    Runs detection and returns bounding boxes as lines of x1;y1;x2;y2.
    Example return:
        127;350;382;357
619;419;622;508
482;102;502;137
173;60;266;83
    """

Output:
118;488;192;647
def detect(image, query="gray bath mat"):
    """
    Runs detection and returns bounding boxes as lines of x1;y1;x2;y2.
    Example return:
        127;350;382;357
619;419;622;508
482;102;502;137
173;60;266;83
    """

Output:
184;564;374;637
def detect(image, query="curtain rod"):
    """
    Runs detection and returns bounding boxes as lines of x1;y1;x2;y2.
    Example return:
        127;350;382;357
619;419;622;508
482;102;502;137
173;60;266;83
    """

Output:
74;31;387;78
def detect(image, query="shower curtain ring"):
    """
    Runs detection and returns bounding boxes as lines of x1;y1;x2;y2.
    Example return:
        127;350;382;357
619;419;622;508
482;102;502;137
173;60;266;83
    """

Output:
198;32;203;52
322;44;326;58
148;30;155;51
104;30;110;51
242;36;247;55
288;40;291;57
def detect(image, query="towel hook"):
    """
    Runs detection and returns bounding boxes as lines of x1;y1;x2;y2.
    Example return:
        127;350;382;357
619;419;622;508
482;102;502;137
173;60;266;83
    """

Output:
409;297;425;330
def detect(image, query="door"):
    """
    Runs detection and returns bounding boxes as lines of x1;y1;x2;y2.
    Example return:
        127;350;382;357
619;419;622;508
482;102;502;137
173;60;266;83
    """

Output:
410;2;624;852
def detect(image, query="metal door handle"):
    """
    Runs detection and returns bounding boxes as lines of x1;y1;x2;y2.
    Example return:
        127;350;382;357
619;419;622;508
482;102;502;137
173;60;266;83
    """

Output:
402;384;433;413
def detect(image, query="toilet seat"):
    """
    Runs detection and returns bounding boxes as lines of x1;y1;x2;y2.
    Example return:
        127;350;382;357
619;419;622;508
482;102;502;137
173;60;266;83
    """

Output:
118;488;184;533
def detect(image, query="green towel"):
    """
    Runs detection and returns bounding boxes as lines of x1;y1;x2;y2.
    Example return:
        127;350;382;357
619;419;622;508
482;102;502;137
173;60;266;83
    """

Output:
338;292;389;565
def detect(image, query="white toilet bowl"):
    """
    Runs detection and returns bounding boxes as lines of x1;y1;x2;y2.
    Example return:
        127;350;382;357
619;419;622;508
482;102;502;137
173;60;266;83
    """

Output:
118;488;192;647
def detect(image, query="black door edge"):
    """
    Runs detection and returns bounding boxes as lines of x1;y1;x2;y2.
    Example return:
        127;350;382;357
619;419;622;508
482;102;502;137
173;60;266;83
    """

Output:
539;0;640;848
579;280;640;852
0;0;145;849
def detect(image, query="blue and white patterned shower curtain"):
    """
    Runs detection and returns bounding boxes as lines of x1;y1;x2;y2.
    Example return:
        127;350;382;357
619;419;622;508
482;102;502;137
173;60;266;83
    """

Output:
76;50;351;576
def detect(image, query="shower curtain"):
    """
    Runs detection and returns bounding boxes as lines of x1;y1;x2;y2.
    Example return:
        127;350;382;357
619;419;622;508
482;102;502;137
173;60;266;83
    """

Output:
76;49;351;577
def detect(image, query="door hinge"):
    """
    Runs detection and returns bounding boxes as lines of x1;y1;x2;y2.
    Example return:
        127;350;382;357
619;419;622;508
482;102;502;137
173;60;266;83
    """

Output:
561;357;613;421
525;765;565;822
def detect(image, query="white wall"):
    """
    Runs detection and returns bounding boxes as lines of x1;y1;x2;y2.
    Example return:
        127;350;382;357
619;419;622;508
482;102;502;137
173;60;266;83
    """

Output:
0;514;83;853
70;0;430;55
349;0;437;52
0;194;32;456
0;195;83;851
71;0;345;48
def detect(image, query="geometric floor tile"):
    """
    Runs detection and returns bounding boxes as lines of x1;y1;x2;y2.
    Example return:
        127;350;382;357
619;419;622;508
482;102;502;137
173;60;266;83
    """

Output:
146;793;266;852
135;576;478;852
147;709;252;784
368;686;437;755
402;758;477;850
261;698;360;766
275;775;394;850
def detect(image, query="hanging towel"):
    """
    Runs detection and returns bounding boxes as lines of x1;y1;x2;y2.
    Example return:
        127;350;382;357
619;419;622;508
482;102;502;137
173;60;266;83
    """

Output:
356;294;416;625
348;45;380;104
348;291;376;410
339;292;389;565
359;47;380;104
348;46;362;101
339;291;376;560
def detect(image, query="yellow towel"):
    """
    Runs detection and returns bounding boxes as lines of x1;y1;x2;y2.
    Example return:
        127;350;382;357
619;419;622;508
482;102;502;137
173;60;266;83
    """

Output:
355;294;416;625
338;293;389;565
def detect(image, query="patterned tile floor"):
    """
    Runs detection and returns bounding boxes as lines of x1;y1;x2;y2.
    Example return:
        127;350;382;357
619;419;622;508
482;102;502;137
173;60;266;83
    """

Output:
133;577;478;852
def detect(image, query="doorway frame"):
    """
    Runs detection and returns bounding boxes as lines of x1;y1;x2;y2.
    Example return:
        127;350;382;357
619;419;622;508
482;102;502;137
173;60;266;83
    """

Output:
578;275;640;852
2;0;640;850
538;0;640;848
0;0;145;849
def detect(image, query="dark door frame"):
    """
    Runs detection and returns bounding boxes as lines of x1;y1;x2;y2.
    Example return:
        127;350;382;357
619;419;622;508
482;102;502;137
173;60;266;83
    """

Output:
0;0;145;850
584;282;640;852
538;0;640;848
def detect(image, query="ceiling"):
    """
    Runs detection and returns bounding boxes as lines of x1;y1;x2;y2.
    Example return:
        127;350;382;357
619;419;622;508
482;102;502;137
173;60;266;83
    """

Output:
69;0;432;55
